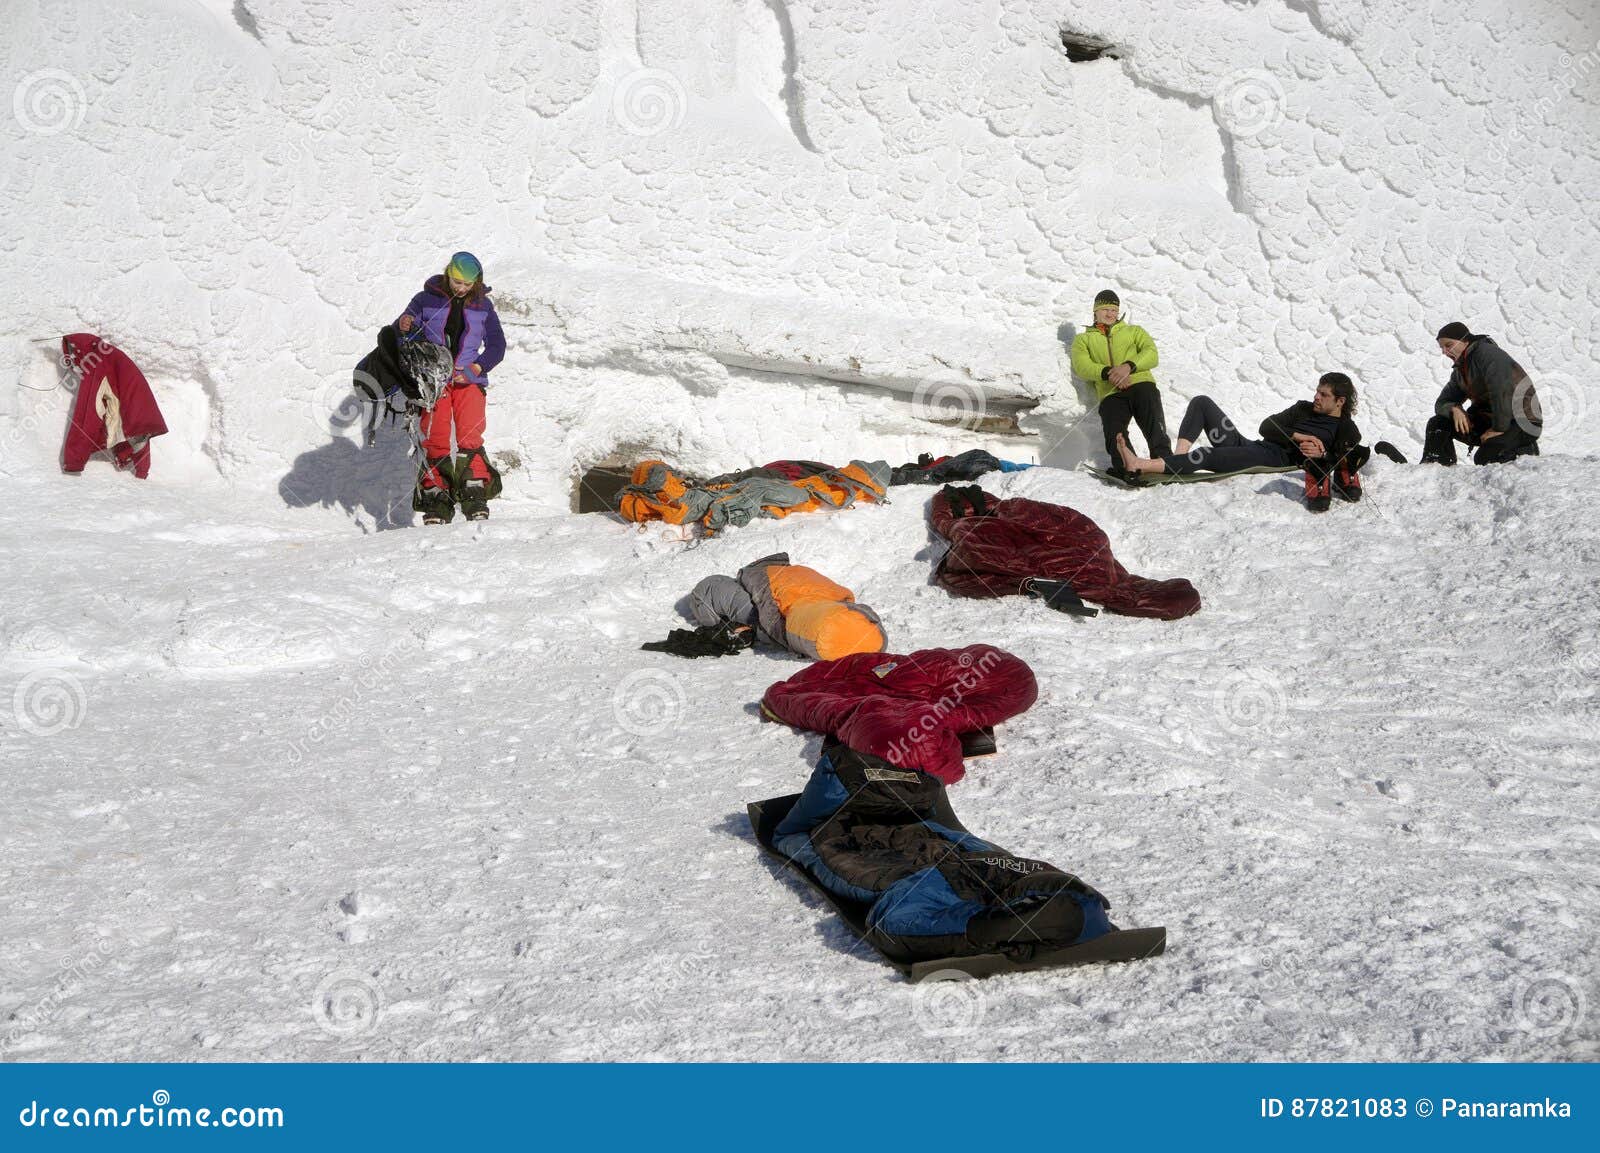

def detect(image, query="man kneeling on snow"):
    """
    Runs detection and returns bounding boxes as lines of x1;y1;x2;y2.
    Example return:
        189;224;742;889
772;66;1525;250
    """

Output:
1421;322;1542;466
1115;373;1365;511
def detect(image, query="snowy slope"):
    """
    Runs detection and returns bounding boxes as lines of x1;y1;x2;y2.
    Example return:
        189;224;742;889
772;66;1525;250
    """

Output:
2;0;1598;1061
2;460;1596;1061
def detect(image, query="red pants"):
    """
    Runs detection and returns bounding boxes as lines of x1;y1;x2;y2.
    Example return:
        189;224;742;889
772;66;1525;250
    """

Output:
419;383;490;489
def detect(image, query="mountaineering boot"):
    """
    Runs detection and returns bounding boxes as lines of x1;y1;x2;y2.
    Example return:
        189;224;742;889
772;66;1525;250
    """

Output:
459;477;490;521
417;484;455;526
1304;468;1332;513
1333;462;1363;502
414;453;457;525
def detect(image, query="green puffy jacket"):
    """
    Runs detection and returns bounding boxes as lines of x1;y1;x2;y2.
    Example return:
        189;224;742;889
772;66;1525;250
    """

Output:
1070;322;1160;403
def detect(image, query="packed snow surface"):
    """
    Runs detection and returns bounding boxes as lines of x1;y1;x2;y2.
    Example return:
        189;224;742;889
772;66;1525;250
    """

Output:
2;0;1599;1060
2;459;1597;1060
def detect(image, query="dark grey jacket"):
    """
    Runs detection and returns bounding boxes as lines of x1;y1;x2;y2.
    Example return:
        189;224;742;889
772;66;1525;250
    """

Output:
1434;336;1541;435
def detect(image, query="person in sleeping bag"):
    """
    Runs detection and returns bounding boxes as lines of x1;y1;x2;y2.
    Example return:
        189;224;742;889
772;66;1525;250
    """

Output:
1116;373;1365;510
396;251;507;524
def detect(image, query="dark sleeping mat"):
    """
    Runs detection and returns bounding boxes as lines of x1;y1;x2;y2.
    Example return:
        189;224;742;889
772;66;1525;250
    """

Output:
747;793;1167;982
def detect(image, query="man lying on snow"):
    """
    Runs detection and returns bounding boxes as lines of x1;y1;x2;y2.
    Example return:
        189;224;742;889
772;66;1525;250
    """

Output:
1114;373;1366;511
641;553;886;660
1421;322;1542;466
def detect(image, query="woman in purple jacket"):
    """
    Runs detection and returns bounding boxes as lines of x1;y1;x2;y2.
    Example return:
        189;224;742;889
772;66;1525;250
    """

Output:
396;251;507;523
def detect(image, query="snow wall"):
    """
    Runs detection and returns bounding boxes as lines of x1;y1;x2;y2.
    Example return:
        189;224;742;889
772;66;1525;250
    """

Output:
2;0;1597;511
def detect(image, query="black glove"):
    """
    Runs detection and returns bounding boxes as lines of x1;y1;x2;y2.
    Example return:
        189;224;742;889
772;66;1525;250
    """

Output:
1374;440;1407;464
1023;578;1099;617
641;624;754;658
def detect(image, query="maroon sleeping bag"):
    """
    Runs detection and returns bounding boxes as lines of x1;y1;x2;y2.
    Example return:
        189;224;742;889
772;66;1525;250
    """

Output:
761;644;1036;785
929;488;1201;620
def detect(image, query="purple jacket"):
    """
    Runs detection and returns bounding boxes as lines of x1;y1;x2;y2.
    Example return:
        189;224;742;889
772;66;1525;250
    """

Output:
397;275;507;386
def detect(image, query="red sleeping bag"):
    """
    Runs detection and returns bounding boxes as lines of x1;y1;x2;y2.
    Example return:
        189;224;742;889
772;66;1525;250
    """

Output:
761;644;1037;785
929;488;1201;620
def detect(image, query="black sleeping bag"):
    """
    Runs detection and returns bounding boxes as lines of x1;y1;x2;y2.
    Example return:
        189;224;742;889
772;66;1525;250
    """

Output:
767;741;1114;963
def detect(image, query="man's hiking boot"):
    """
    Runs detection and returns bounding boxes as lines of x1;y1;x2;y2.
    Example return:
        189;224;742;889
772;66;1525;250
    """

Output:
1304;469;1332;513
1332;463;1362;502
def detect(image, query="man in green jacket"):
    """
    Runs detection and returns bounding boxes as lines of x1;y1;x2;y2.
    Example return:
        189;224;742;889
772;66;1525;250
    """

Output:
1070;289;1171;473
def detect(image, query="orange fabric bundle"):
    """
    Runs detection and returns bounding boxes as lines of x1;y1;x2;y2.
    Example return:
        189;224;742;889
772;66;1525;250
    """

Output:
617;461;692;525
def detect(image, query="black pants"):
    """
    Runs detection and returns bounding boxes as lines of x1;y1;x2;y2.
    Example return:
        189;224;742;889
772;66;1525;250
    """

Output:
1422;407;1540;466
1100;380;1171;460
1159;395;1290;475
